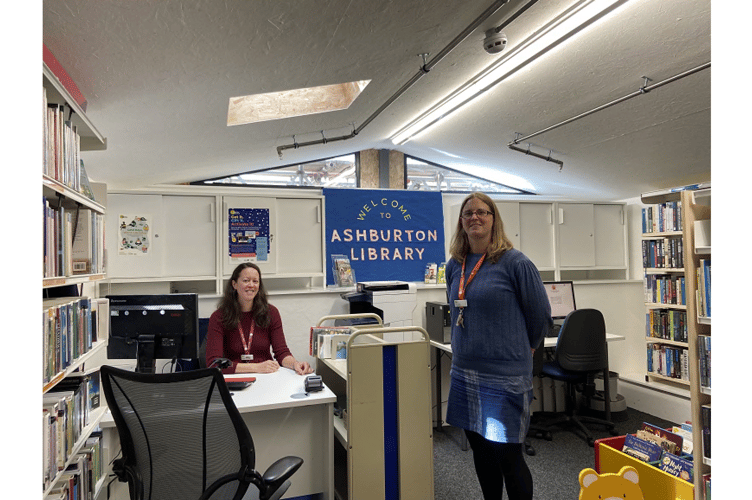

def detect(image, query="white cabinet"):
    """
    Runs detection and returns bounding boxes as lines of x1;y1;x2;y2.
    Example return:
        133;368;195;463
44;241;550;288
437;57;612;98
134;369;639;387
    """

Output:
557;203;626;269
494;201;521;248
106;193;217;279
519;202;555;270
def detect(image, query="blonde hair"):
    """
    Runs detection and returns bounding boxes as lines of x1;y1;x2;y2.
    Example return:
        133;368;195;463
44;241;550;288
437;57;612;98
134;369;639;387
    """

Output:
449;192;513;263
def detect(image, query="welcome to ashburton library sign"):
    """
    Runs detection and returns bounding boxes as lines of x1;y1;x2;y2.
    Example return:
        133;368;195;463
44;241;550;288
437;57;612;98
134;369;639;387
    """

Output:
323;188;445;285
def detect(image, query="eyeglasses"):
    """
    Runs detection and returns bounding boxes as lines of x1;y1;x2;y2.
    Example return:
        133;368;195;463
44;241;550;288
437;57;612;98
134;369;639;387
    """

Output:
460;209;493;219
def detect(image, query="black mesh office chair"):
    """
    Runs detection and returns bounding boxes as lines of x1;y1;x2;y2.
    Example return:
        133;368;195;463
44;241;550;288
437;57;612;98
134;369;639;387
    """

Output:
539;309;617;446
100;365;303;500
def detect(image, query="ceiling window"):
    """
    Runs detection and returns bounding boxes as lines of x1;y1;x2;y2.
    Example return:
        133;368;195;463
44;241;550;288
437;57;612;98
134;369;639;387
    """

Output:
196;154;357;188
227;81;370;126
405;156;531;194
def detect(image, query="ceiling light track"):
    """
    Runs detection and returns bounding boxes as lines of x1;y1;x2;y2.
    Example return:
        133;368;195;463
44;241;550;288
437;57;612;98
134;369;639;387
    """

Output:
276;0;516;159
508;61;711;170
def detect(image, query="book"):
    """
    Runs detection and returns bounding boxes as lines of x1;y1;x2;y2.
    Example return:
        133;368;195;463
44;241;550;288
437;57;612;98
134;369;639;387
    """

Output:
638;422;683;455
331;254;355;287
424;263;438;284
309;326;352;356
658;450;693;482
670;425;693;454
437;263;446;284
622;433;662;462
701;404;711;459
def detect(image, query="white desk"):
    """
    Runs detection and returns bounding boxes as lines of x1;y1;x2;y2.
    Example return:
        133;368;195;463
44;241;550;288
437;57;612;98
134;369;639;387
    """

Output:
430;333;626;429
99;368;337;500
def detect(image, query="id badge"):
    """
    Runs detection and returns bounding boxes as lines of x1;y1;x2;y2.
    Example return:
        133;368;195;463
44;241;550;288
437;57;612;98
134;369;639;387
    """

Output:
454;300;467;308
241;354;253;362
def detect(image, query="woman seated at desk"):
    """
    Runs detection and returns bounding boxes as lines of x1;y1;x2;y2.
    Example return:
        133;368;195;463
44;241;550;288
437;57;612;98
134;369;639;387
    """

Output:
206;262;313;375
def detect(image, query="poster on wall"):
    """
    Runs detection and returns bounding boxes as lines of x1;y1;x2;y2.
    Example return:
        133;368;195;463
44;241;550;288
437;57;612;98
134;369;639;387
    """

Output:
323;188;445;285
118;214;151;256
228;207;271;262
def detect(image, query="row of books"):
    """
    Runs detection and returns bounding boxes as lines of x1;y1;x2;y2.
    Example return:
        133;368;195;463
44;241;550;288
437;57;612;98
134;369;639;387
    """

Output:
331;254;355;287
43;297;104;386
642;201;683;233
44;87;83;192
43;374;102;493
424;263;446;284
647;344;689;381
698;334;711;390
701;404;710;460
309;326;353;359
44;201;105;279
696;259;711;318
621;422;693;482
646;309;687;343
641;237;684;269
643;274;686;306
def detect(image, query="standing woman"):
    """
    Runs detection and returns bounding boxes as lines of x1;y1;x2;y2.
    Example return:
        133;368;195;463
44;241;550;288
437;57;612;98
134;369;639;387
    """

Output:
445;192;552;500
206;262;313;375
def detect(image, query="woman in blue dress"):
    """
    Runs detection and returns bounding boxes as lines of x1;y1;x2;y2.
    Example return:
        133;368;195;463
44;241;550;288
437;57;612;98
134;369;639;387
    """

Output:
445;192;552;500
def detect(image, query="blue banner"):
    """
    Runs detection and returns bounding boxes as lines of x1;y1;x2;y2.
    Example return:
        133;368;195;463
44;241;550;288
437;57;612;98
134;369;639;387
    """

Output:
323;188;445;285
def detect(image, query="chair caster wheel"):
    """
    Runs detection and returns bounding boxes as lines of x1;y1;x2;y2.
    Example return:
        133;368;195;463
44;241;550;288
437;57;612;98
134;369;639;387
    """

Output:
587;438;595;447
544;432;552;441
608;428;619;436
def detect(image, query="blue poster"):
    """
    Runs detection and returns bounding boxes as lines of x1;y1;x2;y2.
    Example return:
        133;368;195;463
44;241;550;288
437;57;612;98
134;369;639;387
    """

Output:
228;208;270;261
323;188;445;285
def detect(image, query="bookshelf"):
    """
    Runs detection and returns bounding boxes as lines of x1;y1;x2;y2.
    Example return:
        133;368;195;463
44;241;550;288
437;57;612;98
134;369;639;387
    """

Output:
43;62;108;498
680;189;711;499
641;186;710;499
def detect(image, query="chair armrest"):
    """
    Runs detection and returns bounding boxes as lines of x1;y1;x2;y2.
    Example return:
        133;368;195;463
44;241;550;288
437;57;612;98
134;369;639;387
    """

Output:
261;456;304;492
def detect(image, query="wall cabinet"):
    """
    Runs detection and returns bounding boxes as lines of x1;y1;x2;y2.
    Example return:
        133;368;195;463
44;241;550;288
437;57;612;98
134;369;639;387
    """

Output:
557;203;626;268
106;194;217;279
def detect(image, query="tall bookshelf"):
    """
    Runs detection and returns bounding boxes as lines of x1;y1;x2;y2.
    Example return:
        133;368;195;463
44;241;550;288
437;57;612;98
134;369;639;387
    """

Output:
642;186;710;499
43;61;109;498
681;189;711;499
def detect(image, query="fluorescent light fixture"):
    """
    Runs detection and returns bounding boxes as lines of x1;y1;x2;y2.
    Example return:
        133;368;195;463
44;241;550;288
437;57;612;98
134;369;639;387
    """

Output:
228;80;370;126
390;0;630;145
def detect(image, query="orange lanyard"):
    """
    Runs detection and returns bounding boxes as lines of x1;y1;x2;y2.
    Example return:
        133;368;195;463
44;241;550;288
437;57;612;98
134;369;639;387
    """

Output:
238;318;255;358
458;253;486;300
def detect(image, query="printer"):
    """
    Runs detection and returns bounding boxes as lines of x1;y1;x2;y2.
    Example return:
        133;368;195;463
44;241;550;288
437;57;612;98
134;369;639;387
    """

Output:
341;281;417;341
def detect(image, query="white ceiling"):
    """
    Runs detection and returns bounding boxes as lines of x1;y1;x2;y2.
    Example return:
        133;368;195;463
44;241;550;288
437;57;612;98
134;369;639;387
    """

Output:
42;0;711;201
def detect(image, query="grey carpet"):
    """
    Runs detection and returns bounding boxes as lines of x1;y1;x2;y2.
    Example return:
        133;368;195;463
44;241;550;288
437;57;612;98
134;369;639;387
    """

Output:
432;407;676;499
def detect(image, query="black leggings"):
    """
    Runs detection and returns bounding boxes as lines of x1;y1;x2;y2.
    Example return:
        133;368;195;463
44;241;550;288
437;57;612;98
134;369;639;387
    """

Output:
464;430;533;500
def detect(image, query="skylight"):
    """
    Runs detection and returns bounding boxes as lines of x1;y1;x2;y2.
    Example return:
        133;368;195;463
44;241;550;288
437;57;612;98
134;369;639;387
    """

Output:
227;81;370;126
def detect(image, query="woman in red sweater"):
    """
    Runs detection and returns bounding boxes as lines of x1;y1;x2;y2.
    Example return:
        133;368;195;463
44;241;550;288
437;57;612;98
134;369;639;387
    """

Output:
206;262;313;375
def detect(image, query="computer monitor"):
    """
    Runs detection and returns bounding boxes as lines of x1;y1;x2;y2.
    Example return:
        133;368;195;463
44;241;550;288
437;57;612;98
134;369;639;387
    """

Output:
106;293;199;373
542;281;577;320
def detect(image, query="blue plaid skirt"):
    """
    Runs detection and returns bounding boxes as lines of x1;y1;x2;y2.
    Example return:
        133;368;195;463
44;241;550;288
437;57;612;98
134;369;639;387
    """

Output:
445;366;533;444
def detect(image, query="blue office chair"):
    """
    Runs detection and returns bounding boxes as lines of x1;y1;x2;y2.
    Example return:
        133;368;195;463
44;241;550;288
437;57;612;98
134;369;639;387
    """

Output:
540;309;617;446
101;365;303;500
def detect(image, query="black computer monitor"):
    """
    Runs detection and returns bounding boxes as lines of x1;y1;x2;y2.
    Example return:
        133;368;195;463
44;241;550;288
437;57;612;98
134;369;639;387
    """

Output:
106;294;199;373
542;281;577;320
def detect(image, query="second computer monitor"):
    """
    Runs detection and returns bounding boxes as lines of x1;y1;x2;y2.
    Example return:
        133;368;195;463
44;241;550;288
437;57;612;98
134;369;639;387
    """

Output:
542;281;577;319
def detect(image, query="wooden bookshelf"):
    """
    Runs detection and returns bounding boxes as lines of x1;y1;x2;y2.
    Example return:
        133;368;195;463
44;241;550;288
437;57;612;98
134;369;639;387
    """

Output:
42;62;109;499
680;189;711;499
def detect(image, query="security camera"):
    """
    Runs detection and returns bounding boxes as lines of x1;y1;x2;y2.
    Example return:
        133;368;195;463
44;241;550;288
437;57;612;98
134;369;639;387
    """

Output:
483;29;507;54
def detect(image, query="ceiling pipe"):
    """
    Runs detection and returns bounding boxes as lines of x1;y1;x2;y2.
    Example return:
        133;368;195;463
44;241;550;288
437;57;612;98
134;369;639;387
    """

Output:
277;0;529;158
508;61;711;169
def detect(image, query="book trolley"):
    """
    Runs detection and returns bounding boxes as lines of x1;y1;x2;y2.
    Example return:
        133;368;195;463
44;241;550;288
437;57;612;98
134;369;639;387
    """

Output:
595;435;694;500
313;314;434;500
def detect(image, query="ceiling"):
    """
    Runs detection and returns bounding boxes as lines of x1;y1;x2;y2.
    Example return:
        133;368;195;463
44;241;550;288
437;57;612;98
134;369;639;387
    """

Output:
42;0;711;201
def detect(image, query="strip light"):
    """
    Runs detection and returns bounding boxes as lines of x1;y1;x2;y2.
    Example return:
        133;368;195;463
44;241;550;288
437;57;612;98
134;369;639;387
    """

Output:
390;0;630;145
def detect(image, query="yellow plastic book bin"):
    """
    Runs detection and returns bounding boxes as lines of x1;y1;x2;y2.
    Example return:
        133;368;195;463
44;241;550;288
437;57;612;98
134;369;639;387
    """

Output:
595;436;694;500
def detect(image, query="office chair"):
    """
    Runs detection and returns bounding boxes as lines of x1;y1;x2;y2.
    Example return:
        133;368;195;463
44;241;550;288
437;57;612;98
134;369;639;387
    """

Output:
100;365;303;500
539;309;617;446
524;334;553;456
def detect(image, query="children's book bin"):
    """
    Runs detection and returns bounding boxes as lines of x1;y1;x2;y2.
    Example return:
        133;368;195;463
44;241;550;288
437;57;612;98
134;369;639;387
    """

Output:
594;436;694;500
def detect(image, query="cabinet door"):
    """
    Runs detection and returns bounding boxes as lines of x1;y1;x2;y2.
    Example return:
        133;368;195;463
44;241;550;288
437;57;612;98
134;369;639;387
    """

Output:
558;203;595;267
276;198;324;274
594;204;626;267
222;196;278;276
519;203;555;269
162;196;216;277
106;194;165;278
494;202;520;249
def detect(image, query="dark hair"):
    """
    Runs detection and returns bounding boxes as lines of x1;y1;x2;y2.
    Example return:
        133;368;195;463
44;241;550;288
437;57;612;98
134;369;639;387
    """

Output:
217;262;270;329
449;192;513;264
